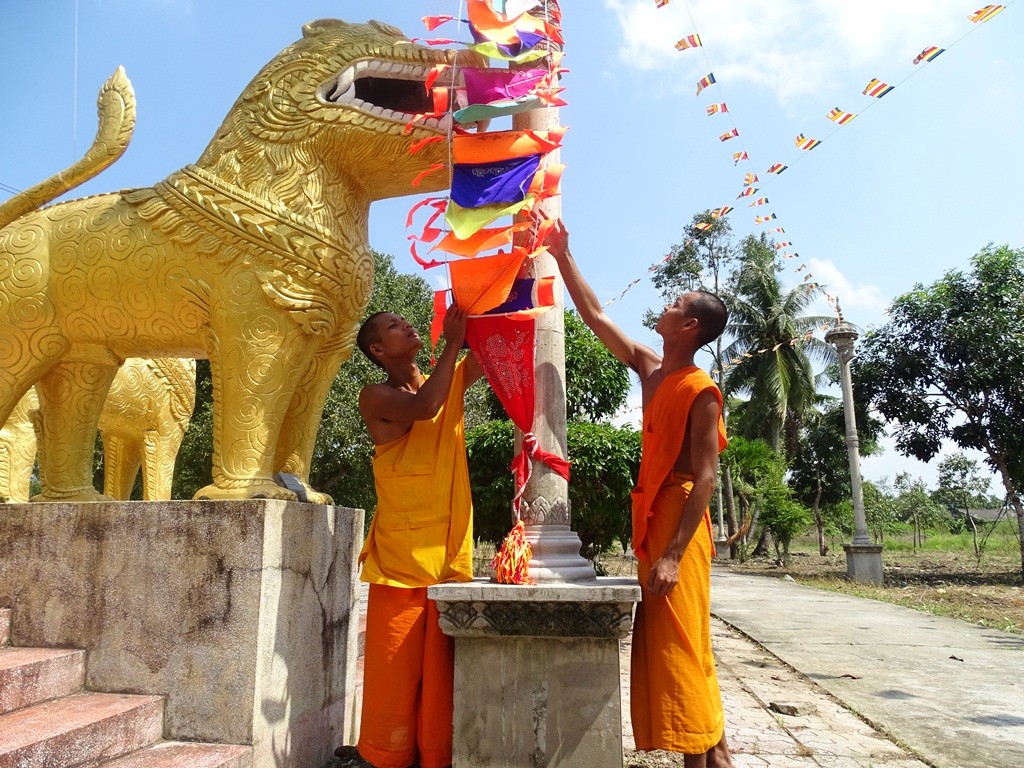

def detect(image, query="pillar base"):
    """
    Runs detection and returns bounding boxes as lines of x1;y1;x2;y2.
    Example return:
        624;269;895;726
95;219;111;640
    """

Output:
429;578;641;768
520;524;597;583
844;543;884;585
714;537;731;559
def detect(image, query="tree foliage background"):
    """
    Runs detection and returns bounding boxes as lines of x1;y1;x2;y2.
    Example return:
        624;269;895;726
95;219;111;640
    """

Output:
854;244;1024;576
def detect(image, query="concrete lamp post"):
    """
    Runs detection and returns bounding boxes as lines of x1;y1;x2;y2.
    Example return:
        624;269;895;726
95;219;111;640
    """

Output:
825;321;883;585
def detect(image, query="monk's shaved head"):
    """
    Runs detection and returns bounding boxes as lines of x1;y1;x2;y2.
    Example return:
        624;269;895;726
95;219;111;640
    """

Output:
687;291;728;346
357;312;389;369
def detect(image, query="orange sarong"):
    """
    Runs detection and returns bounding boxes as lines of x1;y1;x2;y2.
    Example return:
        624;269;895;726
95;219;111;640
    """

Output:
629;366;727;754
358;585;454;768
631;476;723;753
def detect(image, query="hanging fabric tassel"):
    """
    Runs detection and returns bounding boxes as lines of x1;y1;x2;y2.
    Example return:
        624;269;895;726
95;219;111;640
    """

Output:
491;518;533;584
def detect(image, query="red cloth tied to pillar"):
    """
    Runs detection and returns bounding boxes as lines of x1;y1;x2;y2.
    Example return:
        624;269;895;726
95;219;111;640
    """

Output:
464;314;570;515
510;431;570;513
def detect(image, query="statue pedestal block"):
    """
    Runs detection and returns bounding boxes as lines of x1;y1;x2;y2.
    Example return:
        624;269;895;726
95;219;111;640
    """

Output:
0;499;363;768
714;537;731;559
844;543;884;585
429;578;641;768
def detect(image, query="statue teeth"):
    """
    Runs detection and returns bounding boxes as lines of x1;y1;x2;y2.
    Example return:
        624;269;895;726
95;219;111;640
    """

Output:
335;69;354;93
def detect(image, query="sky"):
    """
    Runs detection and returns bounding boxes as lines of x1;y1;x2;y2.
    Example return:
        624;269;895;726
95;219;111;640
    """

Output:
2;0;1020;492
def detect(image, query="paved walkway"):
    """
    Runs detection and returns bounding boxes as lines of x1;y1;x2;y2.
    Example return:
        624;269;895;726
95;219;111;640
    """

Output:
710;568;1024;768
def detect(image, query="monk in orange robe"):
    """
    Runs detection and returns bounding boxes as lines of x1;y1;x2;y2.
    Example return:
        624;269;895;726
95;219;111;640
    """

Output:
352;305;483;768
549;219;734;768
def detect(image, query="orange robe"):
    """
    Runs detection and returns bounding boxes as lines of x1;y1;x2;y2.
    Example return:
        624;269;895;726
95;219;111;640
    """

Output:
357;359;473;768
630;366;728;754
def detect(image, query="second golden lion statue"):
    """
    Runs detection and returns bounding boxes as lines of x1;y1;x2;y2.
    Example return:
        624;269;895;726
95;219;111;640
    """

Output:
0;19;475;503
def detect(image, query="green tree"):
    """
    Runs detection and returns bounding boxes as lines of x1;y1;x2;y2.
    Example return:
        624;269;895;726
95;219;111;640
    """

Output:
718;435;781;561
723;234;832;458
759;485;812;566
789;391;883;555
563;310;631;422
892;473;948;548
862;480;899;543
935;453;993;558
854;244;1024;578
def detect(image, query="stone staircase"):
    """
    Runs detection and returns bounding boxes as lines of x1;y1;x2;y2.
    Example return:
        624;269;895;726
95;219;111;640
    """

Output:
0;608;252;768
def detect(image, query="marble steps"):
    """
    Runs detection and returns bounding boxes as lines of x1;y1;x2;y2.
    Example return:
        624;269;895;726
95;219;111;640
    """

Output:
0;607;251;768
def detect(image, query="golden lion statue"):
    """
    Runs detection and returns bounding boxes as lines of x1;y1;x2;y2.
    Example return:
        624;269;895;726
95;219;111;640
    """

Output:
0;389;38;503
0;20;474;503
0;358;195;502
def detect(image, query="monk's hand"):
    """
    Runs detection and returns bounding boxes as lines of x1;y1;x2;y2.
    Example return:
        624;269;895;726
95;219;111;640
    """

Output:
443;303;468;348
540;212;570;260
647;555;680;597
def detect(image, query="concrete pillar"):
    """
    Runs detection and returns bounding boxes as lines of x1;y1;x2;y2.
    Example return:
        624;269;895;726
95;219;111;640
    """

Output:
826;321;883;585
509;4;595;584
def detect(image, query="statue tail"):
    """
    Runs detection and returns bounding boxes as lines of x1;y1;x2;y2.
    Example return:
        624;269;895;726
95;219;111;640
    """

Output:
0;66;136;230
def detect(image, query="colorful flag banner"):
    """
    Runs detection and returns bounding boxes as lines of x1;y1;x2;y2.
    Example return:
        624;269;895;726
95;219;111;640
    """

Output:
769;227;786;234
696;72;716;96
450;154;542;208
766;163;787;174
748;196;769;207
795;133;821;150
737;187;757;198
826;107;856;125
913;46;945;65
695;221;714;231
656;0;670;7
675;34;702;50
774;242;792;250
755;213;777;224
743;173;759;186
707;103;729;115
863;78;894;97
711;206;733;218
732;151;748;165
719;128;739;142
969;5;1004;23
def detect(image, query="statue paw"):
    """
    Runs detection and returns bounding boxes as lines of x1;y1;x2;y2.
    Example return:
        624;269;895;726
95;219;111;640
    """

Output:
304;489;334;505
30;488;115;503
193;482;299;502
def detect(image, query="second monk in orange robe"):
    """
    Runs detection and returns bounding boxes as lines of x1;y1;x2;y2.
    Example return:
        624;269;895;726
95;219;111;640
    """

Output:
548;218;734;768
354;305;483;768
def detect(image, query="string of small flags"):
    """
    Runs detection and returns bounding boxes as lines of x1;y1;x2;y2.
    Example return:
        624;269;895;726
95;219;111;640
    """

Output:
599;1;1014;315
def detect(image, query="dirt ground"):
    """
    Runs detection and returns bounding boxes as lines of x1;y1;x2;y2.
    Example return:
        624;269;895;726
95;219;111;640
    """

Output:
599;544;1024;636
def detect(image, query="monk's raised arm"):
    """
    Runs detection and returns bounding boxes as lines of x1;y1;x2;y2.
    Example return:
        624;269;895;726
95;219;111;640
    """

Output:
546;218;659;376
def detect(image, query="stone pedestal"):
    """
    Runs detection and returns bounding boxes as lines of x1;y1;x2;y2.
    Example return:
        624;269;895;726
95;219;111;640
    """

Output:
0;499;363;768
844;543;884;585
429;578;641;768
714;537;731;559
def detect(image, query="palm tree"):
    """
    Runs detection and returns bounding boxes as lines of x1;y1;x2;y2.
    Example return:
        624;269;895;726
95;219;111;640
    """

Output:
722;234;833;460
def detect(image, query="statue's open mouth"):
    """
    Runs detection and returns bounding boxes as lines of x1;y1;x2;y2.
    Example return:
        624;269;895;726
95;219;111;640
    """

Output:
321;59;465;132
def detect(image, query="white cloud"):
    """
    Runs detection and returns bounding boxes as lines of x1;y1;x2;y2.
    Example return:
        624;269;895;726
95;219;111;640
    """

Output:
605;0;967;103
805;257;888;322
